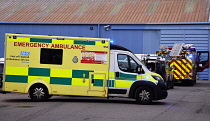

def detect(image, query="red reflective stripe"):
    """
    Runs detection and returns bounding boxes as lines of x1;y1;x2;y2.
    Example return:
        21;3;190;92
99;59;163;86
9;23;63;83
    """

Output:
175;60;193;79
173;71;182;79
174;61;188;74
180;59;191;72
185;57;192;65
173;60;193;79
171;60;184;79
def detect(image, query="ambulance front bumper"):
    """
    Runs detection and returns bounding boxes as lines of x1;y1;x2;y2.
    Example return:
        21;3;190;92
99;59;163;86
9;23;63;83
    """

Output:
155;81;168;100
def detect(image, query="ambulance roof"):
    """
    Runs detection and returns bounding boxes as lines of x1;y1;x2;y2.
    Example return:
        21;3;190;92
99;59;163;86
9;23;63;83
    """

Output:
110;44;132;53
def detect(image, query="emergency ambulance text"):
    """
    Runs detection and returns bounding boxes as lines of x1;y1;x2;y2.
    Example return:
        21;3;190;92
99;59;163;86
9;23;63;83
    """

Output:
14;42;85;50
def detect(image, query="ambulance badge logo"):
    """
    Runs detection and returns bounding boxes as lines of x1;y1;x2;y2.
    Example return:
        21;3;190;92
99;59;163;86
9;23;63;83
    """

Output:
72;56;78;63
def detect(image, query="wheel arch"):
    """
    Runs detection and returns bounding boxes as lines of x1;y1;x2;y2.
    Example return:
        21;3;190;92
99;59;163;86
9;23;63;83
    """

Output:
24;79;52;94
129;80;157;99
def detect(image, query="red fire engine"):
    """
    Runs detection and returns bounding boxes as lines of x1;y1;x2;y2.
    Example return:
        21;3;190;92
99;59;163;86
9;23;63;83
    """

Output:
156;43;209;85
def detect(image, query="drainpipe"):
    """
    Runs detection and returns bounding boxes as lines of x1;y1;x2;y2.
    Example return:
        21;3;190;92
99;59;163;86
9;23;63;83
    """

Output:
97;24;100;38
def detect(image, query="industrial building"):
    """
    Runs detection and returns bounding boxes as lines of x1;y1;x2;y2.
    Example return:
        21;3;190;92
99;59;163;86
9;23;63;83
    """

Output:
0;0;210;80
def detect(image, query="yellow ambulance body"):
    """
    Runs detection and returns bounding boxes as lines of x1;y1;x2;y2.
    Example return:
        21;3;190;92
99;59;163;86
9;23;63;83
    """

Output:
2;33;167;104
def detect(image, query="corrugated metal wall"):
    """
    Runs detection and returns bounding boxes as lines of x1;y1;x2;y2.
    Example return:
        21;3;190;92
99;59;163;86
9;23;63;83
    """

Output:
110;30;144;54
161;30;209;50
0;22;210;80
143;30;160;54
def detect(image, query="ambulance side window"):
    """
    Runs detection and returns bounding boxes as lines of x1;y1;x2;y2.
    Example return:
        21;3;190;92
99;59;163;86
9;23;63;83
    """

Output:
40;48;63;65
117;54;138;73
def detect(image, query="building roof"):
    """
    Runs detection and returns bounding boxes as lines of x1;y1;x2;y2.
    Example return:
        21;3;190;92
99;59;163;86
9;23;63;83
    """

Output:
0;0;209;23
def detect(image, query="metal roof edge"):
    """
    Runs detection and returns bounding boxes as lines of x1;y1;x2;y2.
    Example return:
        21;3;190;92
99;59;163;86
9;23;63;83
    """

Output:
145;22;210;25
0;22;98;25
0;22;210;25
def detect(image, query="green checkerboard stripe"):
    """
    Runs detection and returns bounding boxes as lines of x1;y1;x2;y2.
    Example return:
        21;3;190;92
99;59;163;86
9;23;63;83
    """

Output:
74;40;95;45
93;79;103;86
5;75;28;83
5;67;137;87
50;77;72;85
30;38;96;45
5;68;108;87
107;80;115;87
120;73;136;78
5;68;97;86
5;75;103;87
72;70;94;78
29;68;50;77
30;38;52;43
115;73;137;80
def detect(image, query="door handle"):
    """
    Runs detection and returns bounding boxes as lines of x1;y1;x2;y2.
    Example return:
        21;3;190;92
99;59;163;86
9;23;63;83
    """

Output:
82;74;86;83
115;72;120;78
91;79;94;83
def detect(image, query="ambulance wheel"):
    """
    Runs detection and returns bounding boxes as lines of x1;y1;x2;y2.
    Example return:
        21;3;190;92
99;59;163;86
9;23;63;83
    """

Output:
29;84;49;102
135;87;154;105
48;95;52;99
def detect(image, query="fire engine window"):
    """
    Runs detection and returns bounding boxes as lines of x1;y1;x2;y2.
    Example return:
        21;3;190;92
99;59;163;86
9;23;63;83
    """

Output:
40;48;63;65
199;52;208;62
117;54;138;73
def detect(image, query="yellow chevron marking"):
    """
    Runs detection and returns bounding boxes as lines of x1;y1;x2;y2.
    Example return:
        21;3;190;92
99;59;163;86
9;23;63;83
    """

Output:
179;60;190;73
171;61;184;79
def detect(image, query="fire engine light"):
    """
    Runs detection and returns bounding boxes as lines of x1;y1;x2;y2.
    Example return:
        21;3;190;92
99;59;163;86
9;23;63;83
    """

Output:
187;54;193;59
110;40;114;43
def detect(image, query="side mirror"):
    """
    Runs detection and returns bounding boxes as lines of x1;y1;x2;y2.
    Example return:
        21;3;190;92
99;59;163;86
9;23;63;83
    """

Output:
137;65;143;74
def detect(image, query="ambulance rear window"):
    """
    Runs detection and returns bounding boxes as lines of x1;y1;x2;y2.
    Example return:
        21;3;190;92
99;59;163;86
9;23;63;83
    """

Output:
40;48;63;65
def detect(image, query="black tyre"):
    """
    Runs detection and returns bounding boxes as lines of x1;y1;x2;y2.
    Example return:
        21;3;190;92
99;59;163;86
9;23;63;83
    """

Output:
194;79;197;84
48;95;53;99
135;87;154;105
166;81;170;90
190;80;195;86
0;76;2;88
182;80;194;86
170;80;174;89
29;84;49;102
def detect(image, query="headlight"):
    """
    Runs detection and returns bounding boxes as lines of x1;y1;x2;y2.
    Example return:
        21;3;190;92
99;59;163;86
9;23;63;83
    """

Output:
187;54;193;59
152;75;164;82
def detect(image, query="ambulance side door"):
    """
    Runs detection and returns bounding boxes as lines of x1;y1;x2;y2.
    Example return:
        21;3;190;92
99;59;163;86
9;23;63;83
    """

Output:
113;51;144;89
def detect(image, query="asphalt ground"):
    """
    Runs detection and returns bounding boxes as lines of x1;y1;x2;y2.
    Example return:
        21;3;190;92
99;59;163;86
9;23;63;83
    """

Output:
0;80;210;121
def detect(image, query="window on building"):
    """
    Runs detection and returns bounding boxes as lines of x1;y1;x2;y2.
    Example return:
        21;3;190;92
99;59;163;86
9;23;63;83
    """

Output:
40;48;63;65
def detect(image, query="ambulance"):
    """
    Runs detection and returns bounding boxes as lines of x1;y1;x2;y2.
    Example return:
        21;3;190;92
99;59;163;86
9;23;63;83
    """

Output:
2;33;167;104
0;58;4;87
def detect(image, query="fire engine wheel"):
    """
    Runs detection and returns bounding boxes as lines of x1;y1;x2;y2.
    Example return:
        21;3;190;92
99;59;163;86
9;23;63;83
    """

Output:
29;84;49;102
135;87;154;105
171;80;174;89
0;76;2;88
182;80;195;86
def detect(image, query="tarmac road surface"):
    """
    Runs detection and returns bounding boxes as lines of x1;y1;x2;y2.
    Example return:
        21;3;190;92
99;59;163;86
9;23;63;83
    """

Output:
0;80;210;121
